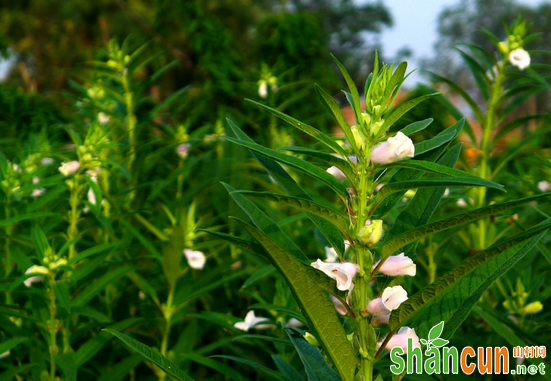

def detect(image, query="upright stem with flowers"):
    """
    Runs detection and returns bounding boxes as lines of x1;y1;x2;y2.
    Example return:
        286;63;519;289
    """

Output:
217;45;550;380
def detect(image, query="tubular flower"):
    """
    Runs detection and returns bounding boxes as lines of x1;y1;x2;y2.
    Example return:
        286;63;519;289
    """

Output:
58;161;80;176
366;285;408;315
234;310;270;331
374;253;416;277
509;48;530;70
184;249;206;270
370;132;414;164
538;181;551;192
24;265;50;287
311;259;359;291
324;240;351;262
382;327;421;352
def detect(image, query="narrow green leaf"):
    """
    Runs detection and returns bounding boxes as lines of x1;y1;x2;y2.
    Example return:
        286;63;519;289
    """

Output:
399;118;433;136
382;159;479;179
104;329;196;381
382;192;551;258
96;354;143;381
223;136;348;198
0;337;28;355
227;119;347;256
246;99;348;158
315;84;357;151
389;221;551;336
285;328;341;381
210;355;286;381
71;265;133;307
331;54;362;125
232;190;351;235
223;183;308;262
0;364;35;381
280;146;356;181
381;94;438;131
238;220;357;381
375;177;503;207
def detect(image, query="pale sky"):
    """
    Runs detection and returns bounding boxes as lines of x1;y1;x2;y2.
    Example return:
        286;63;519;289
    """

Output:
375;0;549;84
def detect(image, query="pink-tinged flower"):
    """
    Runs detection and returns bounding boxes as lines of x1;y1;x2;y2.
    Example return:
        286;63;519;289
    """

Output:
538;181;551;192
234;310;271;331
375;183;385;192
373;314;390;325
326;166;346;181
374;253;416;277
456;198;468;208
286;318;304;328
88;188;97;205
59;161;80;176
324;241;351;262
311;259;359;291
41;157;54;165
177;143;191;159
24;265;49;287
509;48;530;70
331;295;348;316
370;132;415;164
443;188;450;197
184;249;206;270
32;188;45;197
366;285;408;315
382;327;421;352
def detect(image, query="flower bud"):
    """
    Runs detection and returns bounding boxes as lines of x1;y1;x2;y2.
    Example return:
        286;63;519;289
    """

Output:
358;220;383;246
304;332;320;347
374;253;416;277
177;143;191;159
509;48;530;70
24;265;49;287
58;161;80;176
523;301;543;314
370;132;414;164
258;81;268;98
351;125;366;151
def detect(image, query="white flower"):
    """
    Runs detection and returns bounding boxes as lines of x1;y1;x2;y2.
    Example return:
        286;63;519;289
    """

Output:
59;161;80;176
88;188;97;205
324;241;351;262
41;157;54;165
509;48;530;70
382;327;421;352
184;249;206;270
374;253;416;277
373;314;390;325
443;188;450;197
24;265;49;287
0;351;10;359
32;176;40;185
366;285;408;315
98;112;110;124
538;181;551;192
311;259;359;291
375;183;385;192
370;132;415;164
32;188;45;197
177;143;191;159
234;310;270;331
457;198;468;208
258;81;268;98
286;318;304;328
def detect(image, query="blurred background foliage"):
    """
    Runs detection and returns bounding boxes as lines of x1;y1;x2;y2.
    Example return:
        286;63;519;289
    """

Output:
0;0;551;380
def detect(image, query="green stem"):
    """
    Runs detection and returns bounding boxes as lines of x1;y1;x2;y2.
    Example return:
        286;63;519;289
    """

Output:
476;61;505;250
4;193;13;304
159;289;174;381
68;174;82;260
121;70;137;202
47;273;58;381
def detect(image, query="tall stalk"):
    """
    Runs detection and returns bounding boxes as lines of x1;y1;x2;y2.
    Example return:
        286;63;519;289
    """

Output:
68;173;83;259
476;61;505;249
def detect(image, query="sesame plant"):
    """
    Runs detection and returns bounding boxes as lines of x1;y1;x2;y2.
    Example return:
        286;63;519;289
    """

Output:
206;52;551;381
